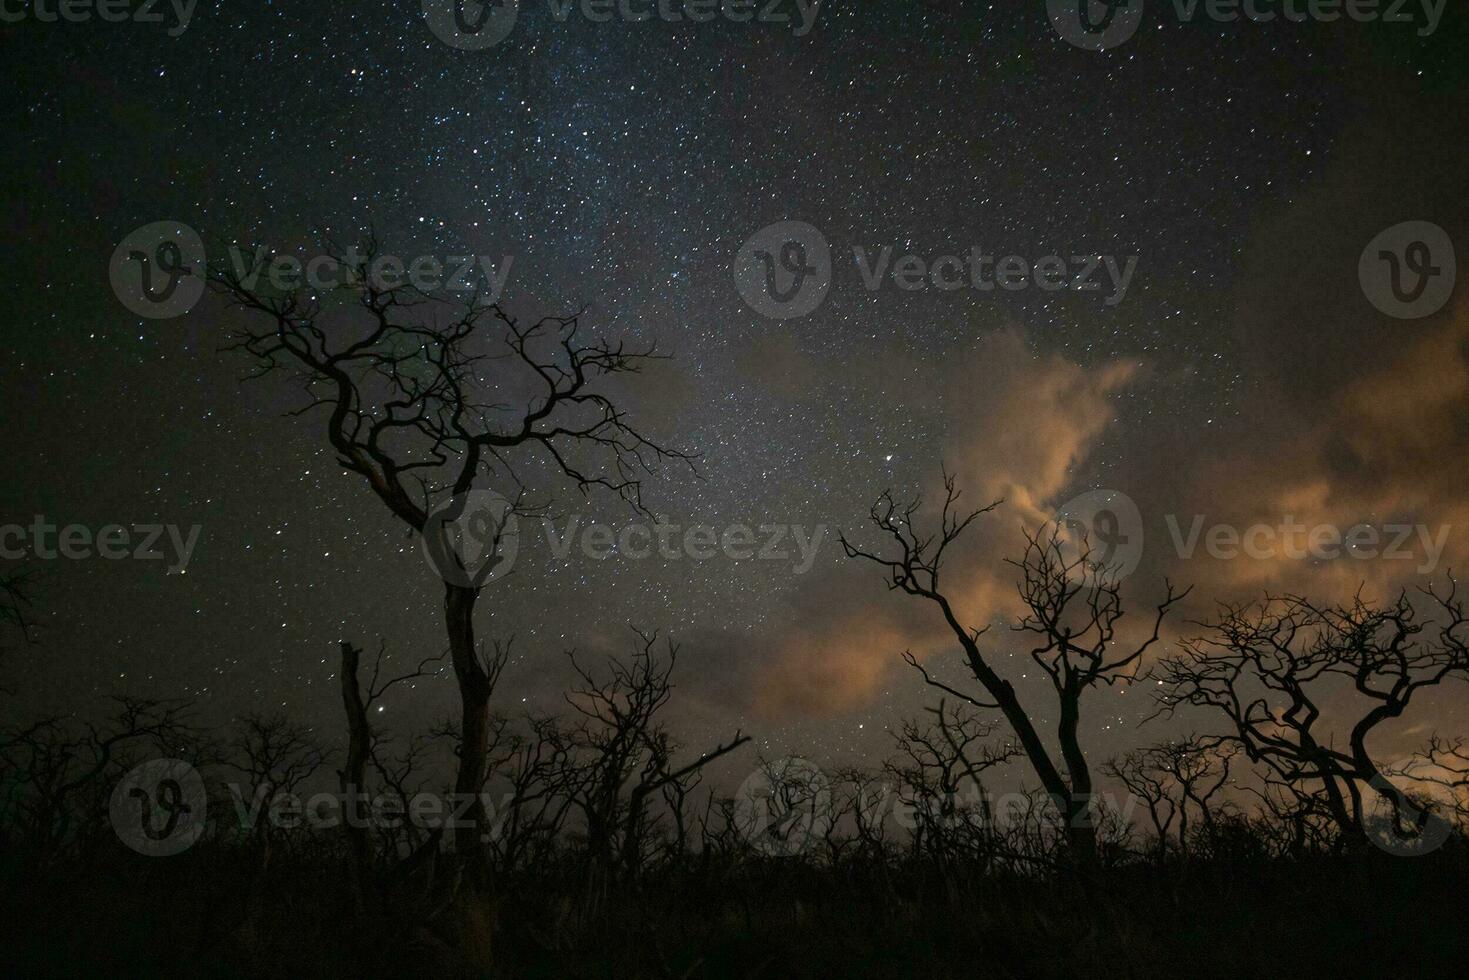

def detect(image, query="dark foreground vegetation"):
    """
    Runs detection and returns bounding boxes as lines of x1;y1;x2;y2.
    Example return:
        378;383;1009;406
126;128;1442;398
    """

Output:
2;618;1467;979
3;830;1467;978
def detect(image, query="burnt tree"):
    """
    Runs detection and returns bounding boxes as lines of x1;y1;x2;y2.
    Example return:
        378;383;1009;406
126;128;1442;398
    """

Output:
212;239;693;863
1153;585;1469;850
842;472;1184;872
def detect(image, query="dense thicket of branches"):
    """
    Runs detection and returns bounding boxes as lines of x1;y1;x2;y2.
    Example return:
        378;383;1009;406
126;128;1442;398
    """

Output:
2;588;1468;975
2;654;1467;977
1153;585;1469;851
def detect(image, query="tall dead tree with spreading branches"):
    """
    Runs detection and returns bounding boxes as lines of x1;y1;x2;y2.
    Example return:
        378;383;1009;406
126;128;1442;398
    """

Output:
842;471;1185;872
1153;585;1469;850
211;238;694;866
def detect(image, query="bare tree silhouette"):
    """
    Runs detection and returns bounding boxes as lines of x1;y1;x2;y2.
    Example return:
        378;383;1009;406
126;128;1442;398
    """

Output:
885;700;1019;875
1104;735;1237;862
0;571;35;690
842;470;1185;872
337;639;447;904
0;697;193;862
211;237;694;867
1391;735;1469;824
229;713;328;877
553;629;748;897
1153;584;1469;850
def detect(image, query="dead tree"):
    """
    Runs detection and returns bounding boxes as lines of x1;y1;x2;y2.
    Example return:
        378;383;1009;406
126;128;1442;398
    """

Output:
212;237;694;862
659;748;708;864
337;639;447;902
842;471;1184;872
487;715;578;875
0;571;35;691
1392;735;1469;825
696;793;745;868
1242;774;1341;858
1103;735;1236;862
832;766;896;863
1153;584;1469;850
885;700;1019;873
0;697;192;861
228;713;327;875
555;629;748;888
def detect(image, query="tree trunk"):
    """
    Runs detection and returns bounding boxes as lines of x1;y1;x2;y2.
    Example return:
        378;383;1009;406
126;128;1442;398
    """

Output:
445;583;492;872
338;641;372;909
959;632;1099;874
1055;685;1100;872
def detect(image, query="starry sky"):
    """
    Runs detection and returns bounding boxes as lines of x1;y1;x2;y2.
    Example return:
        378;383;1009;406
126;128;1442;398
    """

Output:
2;3;1467;783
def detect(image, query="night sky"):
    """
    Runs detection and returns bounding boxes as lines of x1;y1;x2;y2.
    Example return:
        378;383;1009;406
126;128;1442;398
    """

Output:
3;3;1467;783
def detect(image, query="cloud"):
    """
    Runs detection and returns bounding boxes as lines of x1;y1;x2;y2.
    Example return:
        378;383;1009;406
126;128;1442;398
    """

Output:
752;327;1143;717
1158;297;1469;599
739;98;1469;722
745;295;1469;719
